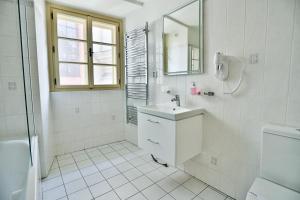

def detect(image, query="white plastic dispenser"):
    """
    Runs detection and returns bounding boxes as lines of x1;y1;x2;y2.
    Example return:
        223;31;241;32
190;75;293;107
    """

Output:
214;52;229;81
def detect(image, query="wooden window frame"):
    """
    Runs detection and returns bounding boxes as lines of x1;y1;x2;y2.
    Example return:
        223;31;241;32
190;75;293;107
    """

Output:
47;4;124;92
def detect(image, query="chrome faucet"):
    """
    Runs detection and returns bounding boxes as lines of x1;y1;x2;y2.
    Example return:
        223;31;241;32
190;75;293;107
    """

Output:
171;94;180;107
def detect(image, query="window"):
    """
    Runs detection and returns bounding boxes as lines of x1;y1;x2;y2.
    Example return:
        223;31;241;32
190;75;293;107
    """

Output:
48;5;123;91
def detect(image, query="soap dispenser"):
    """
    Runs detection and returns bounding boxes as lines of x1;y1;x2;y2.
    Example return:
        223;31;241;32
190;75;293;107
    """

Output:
191;82;198;95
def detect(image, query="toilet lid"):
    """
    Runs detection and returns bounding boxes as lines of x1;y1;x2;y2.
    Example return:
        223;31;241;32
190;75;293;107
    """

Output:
247;178;300;200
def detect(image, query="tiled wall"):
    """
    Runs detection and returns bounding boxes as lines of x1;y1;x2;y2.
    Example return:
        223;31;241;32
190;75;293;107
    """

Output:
0;0;55;179
0;0;26;139
125;0;300;199
51;90;126;155
0;0;41;140
30;0;126;157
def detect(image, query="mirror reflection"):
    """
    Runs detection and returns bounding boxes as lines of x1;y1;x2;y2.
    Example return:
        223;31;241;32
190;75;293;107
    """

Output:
163;0;203;75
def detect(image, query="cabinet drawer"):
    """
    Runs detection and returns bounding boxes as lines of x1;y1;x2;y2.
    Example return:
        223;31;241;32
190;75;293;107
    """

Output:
138;113;176;164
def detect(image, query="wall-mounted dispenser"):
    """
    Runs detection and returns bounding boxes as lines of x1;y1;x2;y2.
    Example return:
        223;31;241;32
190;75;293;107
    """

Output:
214;52;247;95
191;82;199;95
214;52;229;81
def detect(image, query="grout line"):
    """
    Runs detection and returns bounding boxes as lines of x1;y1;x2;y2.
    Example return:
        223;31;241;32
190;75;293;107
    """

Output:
41;177;64;193
284;0;297;124
193;185;210;199
70;152;95;200
237;0;247;136
55;140;127;158
114;154;188;199
101;142;151;200
43;140;235;200
42;165;60;182
63;143;194;199
206;185;228;198
259;0;269;121
99;142;163;199
61;143;177;199
181;179;209;197
43;142;143;199
85;145;120;199
87;144;125;199
56;157;70;200
165;177;199;200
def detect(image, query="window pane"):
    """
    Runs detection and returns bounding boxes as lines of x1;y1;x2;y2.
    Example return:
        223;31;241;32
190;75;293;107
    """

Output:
92;21;117;44
93;65;117;85
58;39;87;62
59;63;88;85
192;60;199;71
57;13;87;40
93;44;116;64
192;47;199;60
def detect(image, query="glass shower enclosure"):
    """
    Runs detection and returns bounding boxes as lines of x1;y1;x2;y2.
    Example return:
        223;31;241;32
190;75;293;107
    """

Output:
0;0;39;199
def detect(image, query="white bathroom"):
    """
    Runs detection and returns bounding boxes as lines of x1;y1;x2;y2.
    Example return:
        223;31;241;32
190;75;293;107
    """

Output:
0;0;299;200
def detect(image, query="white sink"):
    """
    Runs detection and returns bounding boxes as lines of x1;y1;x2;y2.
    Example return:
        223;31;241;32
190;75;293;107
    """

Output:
138;105;205;121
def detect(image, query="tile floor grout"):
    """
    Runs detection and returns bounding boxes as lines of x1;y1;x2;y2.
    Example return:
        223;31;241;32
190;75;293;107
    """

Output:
57;153;69;200
96;143;149;200
72;150;97;200
44;141;149;199
50;156;221;200
92;141;162;199
87;142;133;200
98;143;182;199
42;140;234;200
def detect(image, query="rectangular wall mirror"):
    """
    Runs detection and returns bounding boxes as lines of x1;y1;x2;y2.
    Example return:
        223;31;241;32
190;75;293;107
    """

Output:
163;0;203;75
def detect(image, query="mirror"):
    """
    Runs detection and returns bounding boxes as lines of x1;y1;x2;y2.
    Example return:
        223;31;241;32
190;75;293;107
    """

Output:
163;0;203;75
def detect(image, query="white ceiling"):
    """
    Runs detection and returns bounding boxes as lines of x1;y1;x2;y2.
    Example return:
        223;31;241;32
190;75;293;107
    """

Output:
47;0;150;18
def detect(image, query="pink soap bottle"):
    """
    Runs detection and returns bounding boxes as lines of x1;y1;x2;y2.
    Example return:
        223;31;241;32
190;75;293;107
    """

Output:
191;82;198;95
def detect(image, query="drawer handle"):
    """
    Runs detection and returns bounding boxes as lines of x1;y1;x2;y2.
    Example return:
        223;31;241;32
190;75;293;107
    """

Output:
147;119;160;124
147;139;159;145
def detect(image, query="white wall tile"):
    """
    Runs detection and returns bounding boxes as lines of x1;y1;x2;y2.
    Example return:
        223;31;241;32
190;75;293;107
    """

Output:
286;0;300;126
262;0;296;123
0;9;30;140
51;90;126;155
125;0;300;199
0;36;21;57
0;0;18;19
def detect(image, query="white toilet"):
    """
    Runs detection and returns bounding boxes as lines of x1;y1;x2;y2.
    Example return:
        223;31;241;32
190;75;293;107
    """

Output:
246;124;300;200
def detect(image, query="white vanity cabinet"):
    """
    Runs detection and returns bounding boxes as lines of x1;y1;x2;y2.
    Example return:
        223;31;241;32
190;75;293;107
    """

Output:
138;110;203;166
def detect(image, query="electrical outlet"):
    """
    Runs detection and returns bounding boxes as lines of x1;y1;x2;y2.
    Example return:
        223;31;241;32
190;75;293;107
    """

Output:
111;115;116;120
210;156;218;166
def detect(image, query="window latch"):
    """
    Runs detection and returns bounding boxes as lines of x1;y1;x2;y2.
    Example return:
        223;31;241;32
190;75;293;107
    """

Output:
89;48;93;57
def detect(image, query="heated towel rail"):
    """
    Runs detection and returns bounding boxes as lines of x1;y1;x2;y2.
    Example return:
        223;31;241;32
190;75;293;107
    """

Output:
125;23;149;125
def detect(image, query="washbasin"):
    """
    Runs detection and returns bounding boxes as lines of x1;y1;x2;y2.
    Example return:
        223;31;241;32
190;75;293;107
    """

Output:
138;105;205;121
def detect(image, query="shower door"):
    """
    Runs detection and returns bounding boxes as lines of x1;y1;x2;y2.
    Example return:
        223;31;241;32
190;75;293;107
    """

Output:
0;0;38;199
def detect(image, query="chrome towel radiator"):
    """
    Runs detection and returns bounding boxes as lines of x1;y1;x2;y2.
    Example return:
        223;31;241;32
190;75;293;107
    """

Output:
125;23;149;125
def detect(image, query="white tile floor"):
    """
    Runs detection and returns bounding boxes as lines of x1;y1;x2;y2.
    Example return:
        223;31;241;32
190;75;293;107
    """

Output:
42;141;234;200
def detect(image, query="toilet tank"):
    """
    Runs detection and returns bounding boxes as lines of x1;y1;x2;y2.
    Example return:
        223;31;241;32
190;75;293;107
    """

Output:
261;124;300;192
